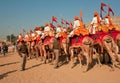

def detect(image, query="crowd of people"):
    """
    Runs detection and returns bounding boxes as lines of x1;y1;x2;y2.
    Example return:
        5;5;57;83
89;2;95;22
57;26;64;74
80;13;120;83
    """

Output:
0;42;8;56
17;12;116;44
16;10;120;71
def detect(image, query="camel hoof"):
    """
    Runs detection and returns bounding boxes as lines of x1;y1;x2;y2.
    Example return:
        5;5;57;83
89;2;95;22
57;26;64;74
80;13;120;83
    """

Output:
99;65;102;68
71;63;75;69
83;70;87;73
98;64;102;67
36;58;38;60
83;67;88;72
54;66;59;69
109;68;115;71
80;65;83;68
50;62;54;65
42;61;46;64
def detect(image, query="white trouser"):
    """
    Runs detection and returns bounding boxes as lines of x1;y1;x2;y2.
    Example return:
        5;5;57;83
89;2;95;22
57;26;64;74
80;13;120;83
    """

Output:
68;31;74;37
92;26;96;34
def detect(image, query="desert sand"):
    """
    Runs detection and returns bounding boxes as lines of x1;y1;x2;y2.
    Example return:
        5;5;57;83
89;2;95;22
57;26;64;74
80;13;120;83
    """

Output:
0;49;120;83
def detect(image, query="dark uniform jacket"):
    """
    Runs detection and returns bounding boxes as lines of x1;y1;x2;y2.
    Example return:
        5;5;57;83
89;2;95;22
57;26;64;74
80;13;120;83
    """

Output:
53;39;61;49
18;44;28;55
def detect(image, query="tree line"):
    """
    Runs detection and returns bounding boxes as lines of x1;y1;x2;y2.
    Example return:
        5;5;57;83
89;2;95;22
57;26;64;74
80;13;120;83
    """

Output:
6;34;18;44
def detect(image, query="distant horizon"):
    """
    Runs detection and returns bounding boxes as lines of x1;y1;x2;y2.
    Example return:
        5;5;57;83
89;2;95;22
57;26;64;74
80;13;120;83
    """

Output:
0;0;120;38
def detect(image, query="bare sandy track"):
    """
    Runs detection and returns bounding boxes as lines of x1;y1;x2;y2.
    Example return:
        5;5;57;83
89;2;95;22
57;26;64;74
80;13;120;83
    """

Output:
0;51;120;83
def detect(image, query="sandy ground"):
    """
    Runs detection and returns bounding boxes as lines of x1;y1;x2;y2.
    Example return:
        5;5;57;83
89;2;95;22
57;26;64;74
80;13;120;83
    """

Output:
0;49;120;83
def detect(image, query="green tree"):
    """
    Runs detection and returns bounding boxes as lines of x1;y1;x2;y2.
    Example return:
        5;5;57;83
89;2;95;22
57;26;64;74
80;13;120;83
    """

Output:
6;34;18;43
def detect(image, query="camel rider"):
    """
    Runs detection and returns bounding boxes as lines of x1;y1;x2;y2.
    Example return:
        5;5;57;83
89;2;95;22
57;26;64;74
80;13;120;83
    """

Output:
68;16;81;37
41;23;51;39
30;30;37;47
44;23;51;36
35;27;43;45
31;30;37;42
35;27;43;36
17;33;23;45
56;24;67;38
62;27;67;33
104;14;115;30
90;12;101;34
104;14;110;25
49;23;55;37
24;32;31;42
55;24;63;38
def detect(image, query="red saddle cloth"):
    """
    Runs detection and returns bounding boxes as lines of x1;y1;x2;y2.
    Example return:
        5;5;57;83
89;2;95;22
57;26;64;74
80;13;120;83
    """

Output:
71;35;88;47
109;30;120;42
59;37;66;46
43;36;54;45
97;32;109;42
90;32;102;44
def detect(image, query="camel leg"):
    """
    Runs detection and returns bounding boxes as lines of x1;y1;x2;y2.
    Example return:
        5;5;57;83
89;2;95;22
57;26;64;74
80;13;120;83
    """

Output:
35;45;39;60
30;46;33;59
78;53;83;68
39;45;44;61
42;45;47;64
93;47;102;67
62;43;69;62
50;52;55;65
95;53;102;67
104;41;117;71
70;48;75;68
27;43;31;59
83;45;92;72
83;54;90;72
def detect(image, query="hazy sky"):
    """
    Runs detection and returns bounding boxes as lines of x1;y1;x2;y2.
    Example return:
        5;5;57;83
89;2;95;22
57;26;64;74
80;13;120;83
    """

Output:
0;0;120;38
